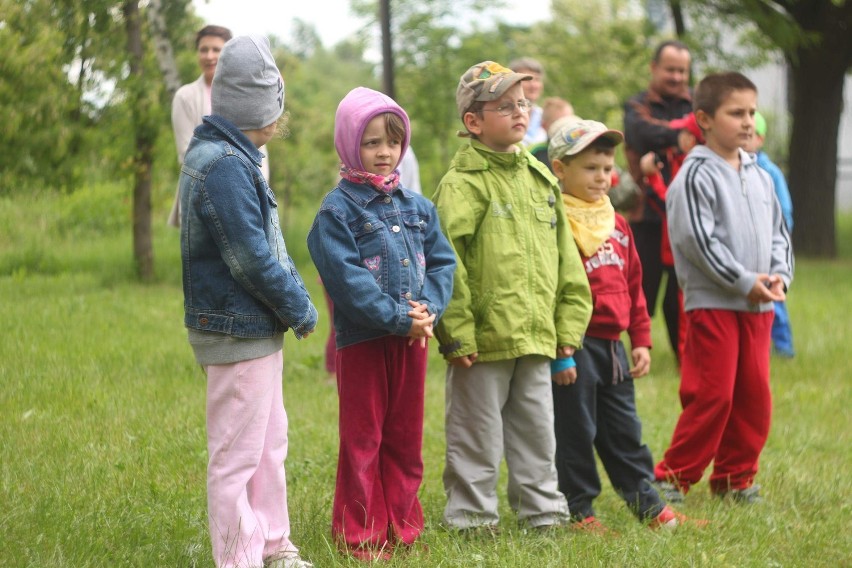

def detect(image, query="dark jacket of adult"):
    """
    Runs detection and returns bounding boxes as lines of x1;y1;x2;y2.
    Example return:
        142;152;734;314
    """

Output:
622;86;692;223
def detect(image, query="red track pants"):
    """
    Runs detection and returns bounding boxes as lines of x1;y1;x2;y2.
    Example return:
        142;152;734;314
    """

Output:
655;309;773;493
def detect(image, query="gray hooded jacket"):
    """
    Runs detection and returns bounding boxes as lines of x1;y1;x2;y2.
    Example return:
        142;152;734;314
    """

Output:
667;145;793;313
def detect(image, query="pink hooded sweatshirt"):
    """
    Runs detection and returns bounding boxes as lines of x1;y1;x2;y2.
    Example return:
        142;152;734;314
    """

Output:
334;87;411;170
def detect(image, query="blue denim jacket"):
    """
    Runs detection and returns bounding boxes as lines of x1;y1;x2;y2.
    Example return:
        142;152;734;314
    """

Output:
180;115;317;339
307;179;456;348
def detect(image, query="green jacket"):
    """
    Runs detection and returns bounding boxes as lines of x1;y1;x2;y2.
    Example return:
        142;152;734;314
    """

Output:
432;140;592;362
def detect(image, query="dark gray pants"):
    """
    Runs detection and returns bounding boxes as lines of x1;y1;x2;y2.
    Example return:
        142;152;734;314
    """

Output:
552;337;664;521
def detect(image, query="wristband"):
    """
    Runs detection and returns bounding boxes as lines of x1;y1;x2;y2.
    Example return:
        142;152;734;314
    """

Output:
551;356;576;375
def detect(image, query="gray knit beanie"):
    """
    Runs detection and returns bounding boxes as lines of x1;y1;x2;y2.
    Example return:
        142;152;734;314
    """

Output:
211;35;284;130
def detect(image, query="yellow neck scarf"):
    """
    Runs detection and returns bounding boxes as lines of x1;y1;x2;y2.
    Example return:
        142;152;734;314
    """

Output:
562;193;615;257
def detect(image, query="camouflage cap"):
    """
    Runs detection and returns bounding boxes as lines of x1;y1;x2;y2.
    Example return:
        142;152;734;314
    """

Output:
548;116;623;163
456;61;532;120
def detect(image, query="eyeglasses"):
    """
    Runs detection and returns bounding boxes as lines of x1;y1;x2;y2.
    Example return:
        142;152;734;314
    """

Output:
482;99;532;117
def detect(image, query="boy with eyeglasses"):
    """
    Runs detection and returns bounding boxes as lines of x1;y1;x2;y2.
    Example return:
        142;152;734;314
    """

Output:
432;61;592;532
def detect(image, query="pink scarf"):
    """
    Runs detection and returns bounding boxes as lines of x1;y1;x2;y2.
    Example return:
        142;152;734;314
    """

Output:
340;166;400;193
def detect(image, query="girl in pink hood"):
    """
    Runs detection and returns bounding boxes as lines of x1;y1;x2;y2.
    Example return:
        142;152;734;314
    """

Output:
307;87;456;561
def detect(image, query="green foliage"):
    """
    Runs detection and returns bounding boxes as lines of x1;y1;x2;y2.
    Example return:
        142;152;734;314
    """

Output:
266;38;379;210
0;0;81;192
2;192;852;566
523;0;652;129
0;1;196;198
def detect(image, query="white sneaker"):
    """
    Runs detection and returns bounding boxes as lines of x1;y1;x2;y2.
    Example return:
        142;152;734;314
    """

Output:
265;552;314;568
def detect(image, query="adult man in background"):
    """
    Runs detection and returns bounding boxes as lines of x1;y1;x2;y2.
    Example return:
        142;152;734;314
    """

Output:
623;40;692;360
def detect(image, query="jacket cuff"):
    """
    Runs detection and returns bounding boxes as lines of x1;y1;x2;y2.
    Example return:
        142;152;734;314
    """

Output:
438;335;476;359
291;304;318;340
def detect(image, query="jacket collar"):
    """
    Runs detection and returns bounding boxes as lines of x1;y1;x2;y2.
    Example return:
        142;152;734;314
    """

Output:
452;139;557;184
201;114;265;168
646;83;692;106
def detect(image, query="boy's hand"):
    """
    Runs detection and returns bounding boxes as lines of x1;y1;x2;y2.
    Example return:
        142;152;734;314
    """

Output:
747;273;786;304
629;346;651;378
557;345;576;358
552;367;577;386
449;353;478;368
766;274;787;300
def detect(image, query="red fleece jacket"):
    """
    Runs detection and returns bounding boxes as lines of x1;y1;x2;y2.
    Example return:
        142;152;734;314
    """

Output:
580;214;652;348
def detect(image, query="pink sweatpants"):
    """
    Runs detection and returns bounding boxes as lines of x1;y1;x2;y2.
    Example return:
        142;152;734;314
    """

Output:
205;350;298;568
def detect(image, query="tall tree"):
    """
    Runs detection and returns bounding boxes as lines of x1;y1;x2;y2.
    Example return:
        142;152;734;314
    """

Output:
147;0;182;99
123;0;155;280
680;0;852;257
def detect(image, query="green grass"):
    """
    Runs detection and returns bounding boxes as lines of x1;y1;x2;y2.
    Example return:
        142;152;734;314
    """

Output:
1;190;851;567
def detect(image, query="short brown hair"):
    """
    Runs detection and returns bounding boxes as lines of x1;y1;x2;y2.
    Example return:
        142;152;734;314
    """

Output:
196;25;232;49
458;100;486;139
382;112;407;143
693;72;757;117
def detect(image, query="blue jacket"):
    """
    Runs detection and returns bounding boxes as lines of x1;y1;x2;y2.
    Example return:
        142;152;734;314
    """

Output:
179;115;317;339
755;151;793;231
307;179;456;348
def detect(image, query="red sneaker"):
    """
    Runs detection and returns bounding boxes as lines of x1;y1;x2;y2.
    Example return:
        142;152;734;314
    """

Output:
648;505;709;530
572;516;615;535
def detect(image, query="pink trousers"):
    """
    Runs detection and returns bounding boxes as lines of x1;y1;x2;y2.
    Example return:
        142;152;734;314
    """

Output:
332;336;427;552
205;350;298;568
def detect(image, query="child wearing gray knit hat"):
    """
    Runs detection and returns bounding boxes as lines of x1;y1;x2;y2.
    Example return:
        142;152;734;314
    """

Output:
212;34;284;130
178;33;316;568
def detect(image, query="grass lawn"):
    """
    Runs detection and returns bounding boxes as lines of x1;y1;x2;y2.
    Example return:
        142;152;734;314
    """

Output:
1;191;850;567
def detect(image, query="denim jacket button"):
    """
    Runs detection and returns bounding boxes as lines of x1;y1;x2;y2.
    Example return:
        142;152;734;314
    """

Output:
404;292;412;299
392;225;400;233
384;196;392;203
550;216;557;228
199;317;209;325
402;258;410;266
548;194;556;207
364;222;372;231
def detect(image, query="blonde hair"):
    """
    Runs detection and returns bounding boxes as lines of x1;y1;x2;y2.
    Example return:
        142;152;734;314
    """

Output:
541;97;574;132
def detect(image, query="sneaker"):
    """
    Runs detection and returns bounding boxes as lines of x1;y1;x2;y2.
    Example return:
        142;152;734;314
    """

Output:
648;506;709;530
456;524;501;539
571;516;615;535
265;552;314;568
716;484;763;504
653;480;685;503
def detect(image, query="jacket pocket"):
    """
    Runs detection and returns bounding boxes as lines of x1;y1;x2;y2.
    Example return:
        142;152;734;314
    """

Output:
352;215;387;289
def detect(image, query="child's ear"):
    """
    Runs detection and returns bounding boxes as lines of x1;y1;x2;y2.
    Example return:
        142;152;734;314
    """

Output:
463;112;483;137
695;109;712;132
551;158;567;184
551;158;564;177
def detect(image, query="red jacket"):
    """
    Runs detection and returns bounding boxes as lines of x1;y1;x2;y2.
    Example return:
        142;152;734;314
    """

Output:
644;151;686;267
581;214;652;348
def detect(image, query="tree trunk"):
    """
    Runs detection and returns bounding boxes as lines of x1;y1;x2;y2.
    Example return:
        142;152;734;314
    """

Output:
124;0;155;280
146;0;181;99
668;0;687;38
380;0;395;99
786;46;846;258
